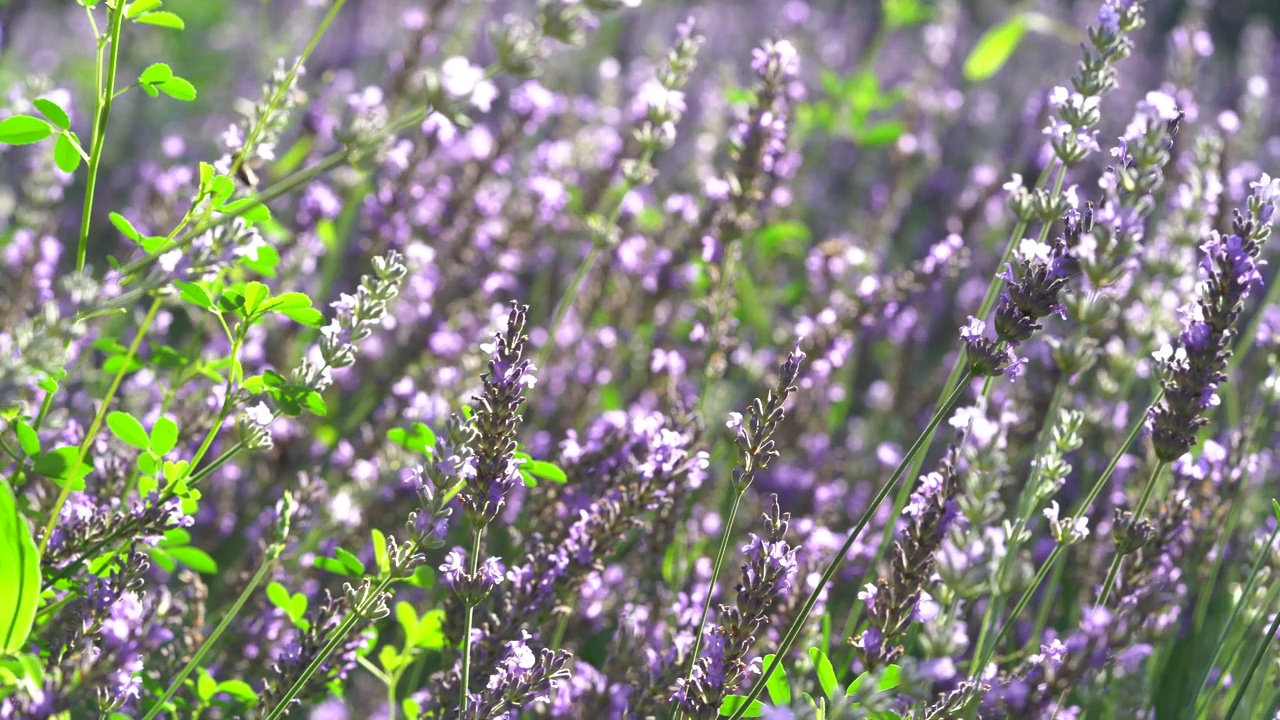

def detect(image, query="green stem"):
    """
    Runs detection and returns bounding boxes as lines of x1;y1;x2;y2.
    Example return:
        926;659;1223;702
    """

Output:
672;490;745;720
535;147;656;372
459;526;484;715
724;371;973;720
1097;461;1168;608
1223;588;1280;719
263;572;399;720
1189;522;1280;718
141;546;281;720
970;544;1065;678
838;161;1061;662
75;0;125;273
37;296;162;557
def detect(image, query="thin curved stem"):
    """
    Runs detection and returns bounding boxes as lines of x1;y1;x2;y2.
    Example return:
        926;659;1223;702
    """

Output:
38;296;162;557
724;371;973;720
459;526;485;715
76;0;125;273
1097;460;1168;608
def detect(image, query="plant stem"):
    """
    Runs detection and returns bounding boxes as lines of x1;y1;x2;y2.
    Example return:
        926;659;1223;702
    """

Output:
970;544;1065;678
263;570;399;720
38;296;162;557
1223;588;1280;719
535;147;656;372
75;0;125;273
1189;522;1280;718
141;546;281;720
1097;460;1168;608
459;526;484;715
724;371;973;720
672;489;745;720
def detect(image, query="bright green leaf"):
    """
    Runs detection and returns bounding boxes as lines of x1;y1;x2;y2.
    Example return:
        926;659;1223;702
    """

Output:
216;679;258;702
148;546;176;573
157;76;197;101
763;654;790;706
0;478;40;653
266;581;291;611
13;419;39;457
396;601;418;640
809;647;838;699
135;10;185;29
150;416;178;456
280;306;325;327
107;411;151;451
242;282;270;316
124;0;163;18
371;528;388;575
963;14;1028;82
719;695;764;717
334;547;365;576
222;197;270;223
53;134;81;173
168;545;218;574
196;668;217;701
109;212;143;242
32;99;70;130
524;459;567;483
313;555;355;577
0;116;52;145
414;608;446;650
878;664;901;692
174;280;214;310
138;62;174;85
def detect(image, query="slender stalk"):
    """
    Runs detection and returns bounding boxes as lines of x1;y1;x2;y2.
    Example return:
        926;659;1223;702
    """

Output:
970;544;1066;678
1189;522;1280;718
75;0;125;273
37;296;162;557
263;572;399;720
838;161;1061;659
724;371;973;720
672;490;745;720
1222;592;1280;719
459;527;484;715
535;147;656;372
1097;461;1168;608
141;549;280;720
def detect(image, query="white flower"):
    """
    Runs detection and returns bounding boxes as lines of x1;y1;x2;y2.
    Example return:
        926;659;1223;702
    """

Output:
725;412;744;430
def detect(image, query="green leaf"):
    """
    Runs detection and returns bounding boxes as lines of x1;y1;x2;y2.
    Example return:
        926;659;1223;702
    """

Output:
157;76;197;101
763;653;790;706
0;478;40;653
160;528;191;547
387;423;436;454
53;134;81;173
414;608;446;650
878;664;901;692
109;212;143;242
242;281;270;316
303;391;327;417
266;581;291;611
222;197;270;223
148;546;177;573
174;280;214;310
371;528;388;575
523;459;567;484
209;175;235;206
124;0;163;18
719;695;764;717
854;120;908;147
280;307;325;327
32;98;70;130
403;698;422;720
396;601;418;640
13;419;39;457
216;679;258;702
0;116;52;145
963;14;1028;81
168;545;218;574
196;668;217;702
1272;498;1280;523
107;411;151;451
135;10;185;29
138;62;174;85
150;416;178;456
31;447;90;490
312;555;354;576
809;646;838;699
334;547;365;576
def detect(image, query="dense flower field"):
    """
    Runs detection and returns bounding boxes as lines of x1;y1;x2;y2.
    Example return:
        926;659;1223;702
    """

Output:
2;0;1280;717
